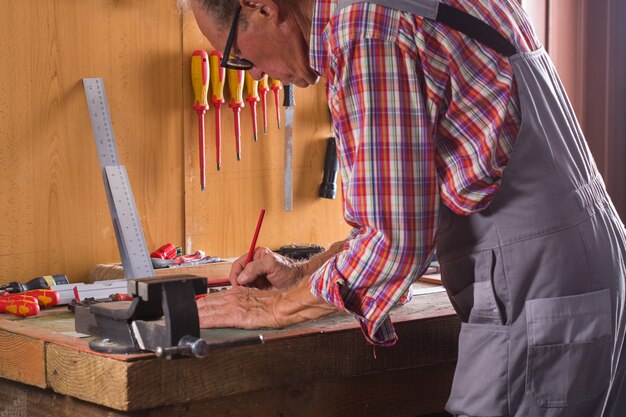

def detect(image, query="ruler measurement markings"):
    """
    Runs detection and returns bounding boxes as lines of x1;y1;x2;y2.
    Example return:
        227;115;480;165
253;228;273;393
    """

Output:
83;78;154;279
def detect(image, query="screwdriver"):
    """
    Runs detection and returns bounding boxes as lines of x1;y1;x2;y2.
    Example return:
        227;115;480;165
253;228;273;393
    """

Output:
0;296;40;317
270;78;283;129
2;289;59;308
209;51;226;171
259;74;270;135
191;50;210;191
258;75;269;135
245;72;260;141
0;274;69;294
227;68;245;161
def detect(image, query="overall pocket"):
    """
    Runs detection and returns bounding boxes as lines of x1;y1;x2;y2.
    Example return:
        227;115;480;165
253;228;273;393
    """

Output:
446;323;510;416
526;289;612;408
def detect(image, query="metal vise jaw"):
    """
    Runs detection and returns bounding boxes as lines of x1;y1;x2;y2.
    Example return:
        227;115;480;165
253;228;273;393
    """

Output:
85;275;209;358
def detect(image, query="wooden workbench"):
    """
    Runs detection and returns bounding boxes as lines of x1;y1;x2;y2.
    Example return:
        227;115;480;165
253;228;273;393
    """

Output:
0;282;459;417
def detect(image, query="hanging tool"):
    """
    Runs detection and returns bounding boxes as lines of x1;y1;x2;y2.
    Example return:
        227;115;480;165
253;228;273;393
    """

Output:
283;84;295;211
0;274;69;294
270;78;283;129
209;51;226;170
319;137;338;199
258;75;269;135
83;78;155;279
245;72;260;141
227;68;245;161
191;50;210;191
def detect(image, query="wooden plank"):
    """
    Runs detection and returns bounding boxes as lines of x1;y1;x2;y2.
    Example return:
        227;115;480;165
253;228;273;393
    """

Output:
88;259;234;283
148;363;456;417
0;330;46;388
47;344;131;410
45;314;458;411
0;377;136;417
1;363;455;417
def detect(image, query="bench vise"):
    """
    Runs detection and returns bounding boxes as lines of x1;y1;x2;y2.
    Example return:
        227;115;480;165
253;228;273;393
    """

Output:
75;275;263;358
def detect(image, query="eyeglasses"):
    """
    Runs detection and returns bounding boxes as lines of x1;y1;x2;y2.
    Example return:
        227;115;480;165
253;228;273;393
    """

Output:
220;4;254;70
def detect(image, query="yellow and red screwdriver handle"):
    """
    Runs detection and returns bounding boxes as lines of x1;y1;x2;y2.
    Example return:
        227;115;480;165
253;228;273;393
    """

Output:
1;289;60;308
191;50;210;191
0;294;40;317
227;68;245;160
245;72;260;141
209;51;226;171
258;75;270;135
270;78;283;129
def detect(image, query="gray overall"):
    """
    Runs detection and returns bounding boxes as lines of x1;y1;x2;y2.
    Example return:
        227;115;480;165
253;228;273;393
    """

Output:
334;1;626;416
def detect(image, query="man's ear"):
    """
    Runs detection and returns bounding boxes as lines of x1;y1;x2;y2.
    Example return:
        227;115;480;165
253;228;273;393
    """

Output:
241;0;281;23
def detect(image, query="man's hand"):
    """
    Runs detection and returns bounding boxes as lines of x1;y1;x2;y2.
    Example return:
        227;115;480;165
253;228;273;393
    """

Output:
197;278;338;329
229;247;303;289
229;240;347;290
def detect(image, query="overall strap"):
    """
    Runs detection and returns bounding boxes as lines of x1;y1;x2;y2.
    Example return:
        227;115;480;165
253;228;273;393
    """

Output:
335;0;518;56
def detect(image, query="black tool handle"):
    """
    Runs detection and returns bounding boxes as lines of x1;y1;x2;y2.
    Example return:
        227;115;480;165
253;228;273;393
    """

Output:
0;274;69;293
319;137;338;199
282;84;295;107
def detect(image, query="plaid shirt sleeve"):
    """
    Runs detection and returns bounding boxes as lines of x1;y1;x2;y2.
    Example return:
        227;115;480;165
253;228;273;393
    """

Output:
308;34;439;346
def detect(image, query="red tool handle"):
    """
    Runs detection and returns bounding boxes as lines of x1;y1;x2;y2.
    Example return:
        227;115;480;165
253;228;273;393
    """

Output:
0;297;40;317
24;289;60;308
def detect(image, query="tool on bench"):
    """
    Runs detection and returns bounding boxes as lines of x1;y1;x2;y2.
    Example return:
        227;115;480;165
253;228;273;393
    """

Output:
0;295;40;317
258;75;269;135
227;67;245;161
0;274;68;294
191;50;210;191
319;137;338;199
283;84;295;211
75;275;264;358
2;289;60;308
210;51;226;170
83;78;155;280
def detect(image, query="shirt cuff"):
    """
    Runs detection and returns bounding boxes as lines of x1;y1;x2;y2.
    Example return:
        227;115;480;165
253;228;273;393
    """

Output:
309;255;400;346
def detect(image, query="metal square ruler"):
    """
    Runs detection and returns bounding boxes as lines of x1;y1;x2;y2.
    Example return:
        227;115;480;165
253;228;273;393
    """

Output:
82;78;155;279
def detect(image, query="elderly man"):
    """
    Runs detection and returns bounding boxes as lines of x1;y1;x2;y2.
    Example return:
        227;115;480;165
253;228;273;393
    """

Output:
190;0;626;415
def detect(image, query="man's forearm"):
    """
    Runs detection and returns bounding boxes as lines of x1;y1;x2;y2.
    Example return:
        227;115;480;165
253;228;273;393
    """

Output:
274;276;339;326
297;239;346;277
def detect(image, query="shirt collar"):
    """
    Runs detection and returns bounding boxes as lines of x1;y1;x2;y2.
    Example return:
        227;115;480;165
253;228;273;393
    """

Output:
309;0;336;76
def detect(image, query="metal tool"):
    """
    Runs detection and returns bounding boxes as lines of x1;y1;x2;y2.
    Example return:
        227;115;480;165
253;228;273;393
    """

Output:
270;79;282;129
245;72;260;141
82;78;155;279
319;137;338;199
76;275;264;358
227;68;245;161
191;50;210;191
283;84;295;211
258;75;269;135
209;51;226;170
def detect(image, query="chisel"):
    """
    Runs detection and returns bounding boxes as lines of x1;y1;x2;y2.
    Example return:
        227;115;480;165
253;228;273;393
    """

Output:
283;84;295;211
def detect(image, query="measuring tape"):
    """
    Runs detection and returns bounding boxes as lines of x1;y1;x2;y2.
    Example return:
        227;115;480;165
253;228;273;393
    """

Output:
83;78;155;279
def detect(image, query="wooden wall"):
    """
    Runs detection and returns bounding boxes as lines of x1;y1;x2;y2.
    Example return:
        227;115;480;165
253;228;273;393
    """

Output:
0;1;348;284
1;1;623;285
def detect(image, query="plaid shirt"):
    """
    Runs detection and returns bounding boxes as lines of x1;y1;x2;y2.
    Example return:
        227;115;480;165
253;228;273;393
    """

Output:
308;0;540;345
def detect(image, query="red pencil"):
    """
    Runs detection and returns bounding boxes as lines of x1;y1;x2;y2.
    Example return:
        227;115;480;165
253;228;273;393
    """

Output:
245;209;266;266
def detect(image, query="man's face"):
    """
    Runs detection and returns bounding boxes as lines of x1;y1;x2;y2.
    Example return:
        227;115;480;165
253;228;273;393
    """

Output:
190;0;319;87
